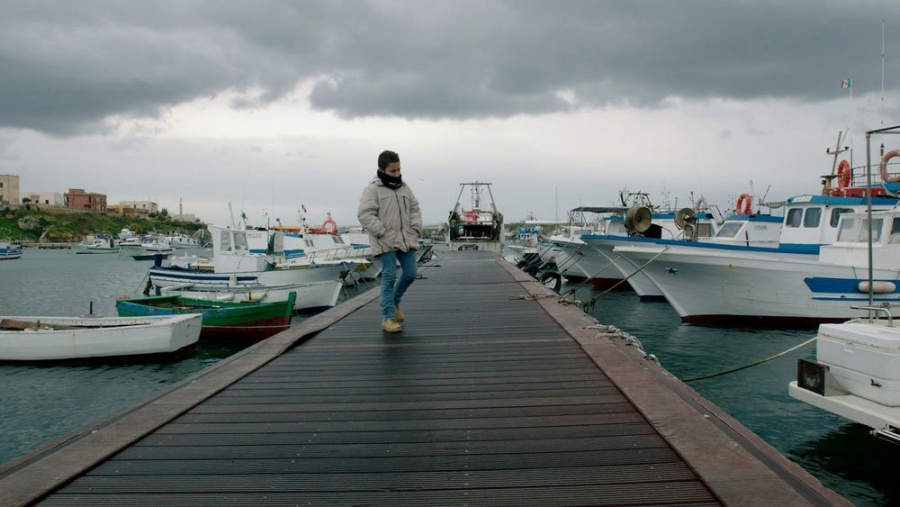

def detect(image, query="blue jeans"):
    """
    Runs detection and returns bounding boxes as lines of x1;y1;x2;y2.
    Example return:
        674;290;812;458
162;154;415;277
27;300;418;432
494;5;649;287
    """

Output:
379;249;417;320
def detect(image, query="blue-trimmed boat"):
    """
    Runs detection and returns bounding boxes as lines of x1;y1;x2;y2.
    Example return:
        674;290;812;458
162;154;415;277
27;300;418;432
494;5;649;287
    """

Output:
0;241;23;260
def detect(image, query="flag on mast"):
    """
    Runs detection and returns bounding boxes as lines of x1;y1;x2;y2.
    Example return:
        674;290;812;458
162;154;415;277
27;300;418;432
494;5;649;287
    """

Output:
840;78;852;89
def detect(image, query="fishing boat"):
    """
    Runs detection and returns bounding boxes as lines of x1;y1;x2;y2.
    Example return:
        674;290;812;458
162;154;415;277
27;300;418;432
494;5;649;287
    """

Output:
789;125;900;441
0;314;201;362
568;191;722;297
128;234;174;260
270;210;378;282
157;279;342;314
613;133;900;325
75;235;120;254
167;231;202;248
444;181;504;253
116;291;296;340
0;240;23;260
148;225;350;298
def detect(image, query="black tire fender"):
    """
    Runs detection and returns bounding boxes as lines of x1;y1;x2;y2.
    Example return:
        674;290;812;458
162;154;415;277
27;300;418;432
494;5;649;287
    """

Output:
539;271;562;293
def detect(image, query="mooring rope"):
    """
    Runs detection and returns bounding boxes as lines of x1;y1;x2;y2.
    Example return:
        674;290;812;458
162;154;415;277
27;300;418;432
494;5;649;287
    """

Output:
681;337;816;382
580;246;671;311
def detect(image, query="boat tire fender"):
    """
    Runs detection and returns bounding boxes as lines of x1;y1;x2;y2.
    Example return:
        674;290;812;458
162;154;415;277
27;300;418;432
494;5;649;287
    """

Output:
539;271;562;293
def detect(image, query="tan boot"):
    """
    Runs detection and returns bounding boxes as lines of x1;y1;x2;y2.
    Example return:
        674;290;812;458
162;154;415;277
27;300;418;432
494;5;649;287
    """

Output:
382;318;402;333
394;305;405;323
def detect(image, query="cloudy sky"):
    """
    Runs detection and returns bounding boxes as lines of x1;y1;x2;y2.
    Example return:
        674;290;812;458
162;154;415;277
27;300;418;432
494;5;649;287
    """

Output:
2;1;900;228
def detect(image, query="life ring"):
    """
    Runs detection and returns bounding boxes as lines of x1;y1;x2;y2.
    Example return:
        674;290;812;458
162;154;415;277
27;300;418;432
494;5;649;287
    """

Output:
879;150;900;183
321;218;339;235
735;193;752;215
836;159;851;188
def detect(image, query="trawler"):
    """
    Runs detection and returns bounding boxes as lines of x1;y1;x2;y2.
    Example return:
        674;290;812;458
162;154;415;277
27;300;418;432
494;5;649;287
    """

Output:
445;182;504;253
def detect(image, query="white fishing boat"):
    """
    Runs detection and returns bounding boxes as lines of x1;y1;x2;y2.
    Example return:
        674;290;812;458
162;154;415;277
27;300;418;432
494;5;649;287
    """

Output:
574;191;722;297
0;313;202;361
74;235;120;254
128;234;174;260
538;207;608;282
0;240;23;260
271;210;378;282
167;231;202;248
158;279;343;314
148;224;350;309
612;131;900;324
614;196;900;325
444;181;504;253
789;126;900;441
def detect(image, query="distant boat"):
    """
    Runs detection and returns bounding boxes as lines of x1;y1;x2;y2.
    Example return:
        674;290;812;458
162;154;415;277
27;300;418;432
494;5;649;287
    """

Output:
444;181;504;253
167;232;202;249
0;314;201;362
116;291;296;340
75;235;120;254
0;240;23;260
128;234;174;260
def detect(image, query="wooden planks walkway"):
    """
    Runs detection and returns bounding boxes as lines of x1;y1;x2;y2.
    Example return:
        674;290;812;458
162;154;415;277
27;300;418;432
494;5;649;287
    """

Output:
0;251;849;506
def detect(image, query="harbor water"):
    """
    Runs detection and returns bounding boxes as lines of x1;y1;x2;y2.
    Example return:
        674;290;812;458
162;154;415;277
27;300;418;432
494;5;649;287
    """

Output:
0;249;896;506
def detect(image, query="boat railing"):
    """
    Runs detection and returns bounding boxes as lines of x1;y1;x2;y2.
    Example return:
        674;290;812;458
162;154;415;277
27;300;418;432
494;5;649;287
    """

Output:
850;304;894;326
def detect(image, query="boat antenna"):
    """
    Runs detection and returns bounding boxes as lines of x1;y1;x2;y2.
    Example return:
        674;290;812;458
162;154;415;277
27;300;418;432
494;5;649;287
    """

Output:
881;20;885;125
823;130;850;195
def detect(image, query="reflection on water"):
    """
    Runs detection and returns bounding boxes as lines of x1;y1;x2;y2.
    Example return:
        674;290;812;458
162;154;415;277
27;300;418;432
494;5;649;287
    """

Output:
791;424;899;506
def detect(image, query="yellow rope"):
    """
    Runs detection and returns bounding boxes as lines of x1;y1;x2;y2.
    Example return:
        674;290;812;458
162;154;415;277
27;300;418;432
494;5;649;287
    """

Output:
682;337;816;382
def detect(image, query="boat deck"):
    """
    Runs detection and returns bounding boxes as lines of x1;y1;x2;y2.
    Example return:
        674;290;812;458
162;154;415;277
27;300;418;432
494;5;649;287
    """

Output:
0;251;849;506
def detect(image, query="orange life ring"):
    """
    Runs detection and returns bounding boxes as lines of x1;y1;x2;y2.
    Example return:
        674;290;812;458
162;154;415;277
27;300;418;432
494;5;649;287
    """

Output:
836;159;851;188
735;193;752;215
321;218;339;235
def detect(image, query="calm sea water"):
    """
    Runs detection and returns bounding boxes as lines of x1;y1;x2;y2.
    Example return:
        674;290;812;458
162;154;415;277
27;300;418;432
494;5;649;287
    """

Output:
570;283;898;507
0;249;895;505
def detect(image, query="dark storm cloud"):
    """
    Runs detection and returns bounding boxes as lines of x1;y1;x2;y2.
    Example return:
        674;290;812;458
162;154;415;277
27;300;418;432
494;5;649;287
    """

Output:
0;0;896;136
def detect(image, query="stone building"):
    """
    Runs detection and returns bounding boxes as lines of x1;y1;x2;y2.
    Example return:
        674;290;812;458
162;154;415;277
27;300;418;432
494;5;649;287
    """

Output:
0;174;20;207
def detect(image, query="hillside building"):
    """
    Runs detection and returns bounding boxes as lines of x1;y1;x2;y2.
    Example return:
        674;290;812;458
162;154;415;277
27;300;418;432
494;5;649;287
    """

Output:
109;200;158;218
23;191;65;207
0;175;20;207
65;188;108;212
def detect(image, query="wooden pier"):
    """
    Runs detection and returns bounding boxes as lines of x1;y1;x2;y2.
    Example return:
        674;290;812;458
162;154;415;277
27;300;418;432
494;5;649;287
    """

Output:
0;251;849;506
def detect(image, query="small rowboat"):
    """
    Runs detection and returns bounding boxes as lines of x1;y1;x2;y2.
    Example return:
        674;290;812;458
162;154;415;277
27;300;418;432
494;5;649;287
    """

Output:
0;314;202;362
116;291;296;340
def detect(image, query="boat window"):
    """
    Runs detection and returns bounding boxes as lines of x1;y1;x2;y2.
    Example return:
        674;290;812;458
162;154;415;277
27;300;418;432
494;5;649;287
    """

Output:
803;208;822;228
842;218;885;242
233;232;247;251
865;218;884;242
891;218;900;244
830;207;854;228
220;232;232;252
785;208;803;228
715;221;742;239
606;222;627;235
305;239;315;248
836;217;860;242
332;236;345;245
